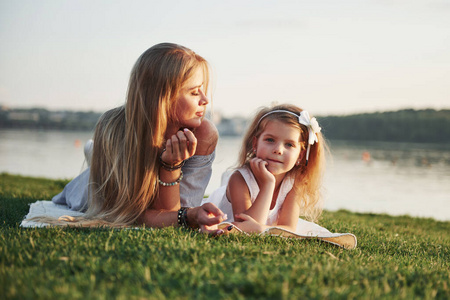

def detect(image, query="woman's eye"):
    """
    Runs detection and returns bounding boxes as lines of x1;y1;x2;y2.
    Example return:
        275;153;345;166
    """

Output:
191;91;199;96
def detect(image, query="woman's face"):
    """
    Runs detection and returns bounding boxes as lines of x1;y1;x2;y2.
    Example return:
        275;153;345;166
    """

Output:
175;67;209;129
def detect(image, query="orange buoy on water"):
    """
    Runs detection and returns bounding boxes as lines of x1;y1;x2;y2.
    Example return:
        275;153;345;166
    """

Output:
362;151;371;162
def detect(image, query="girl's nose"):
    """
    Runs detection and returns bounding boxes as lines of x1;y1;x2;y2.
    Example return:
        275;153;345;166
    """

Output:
273;144;283;154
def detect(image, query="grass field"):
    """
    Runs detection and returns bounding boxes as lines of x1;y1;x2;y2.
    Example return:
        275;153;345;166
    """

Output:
1;173;449;299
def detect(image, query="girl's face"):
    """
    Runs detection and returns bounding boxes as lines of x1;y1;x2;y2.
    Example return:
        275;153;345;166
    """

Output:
174;67;209;129
253;120;302;176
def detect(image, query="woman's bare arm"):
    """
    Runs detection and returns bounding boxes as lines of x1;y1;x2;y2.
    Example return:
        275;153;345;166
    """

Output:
194;118;219;156
138;203;227;234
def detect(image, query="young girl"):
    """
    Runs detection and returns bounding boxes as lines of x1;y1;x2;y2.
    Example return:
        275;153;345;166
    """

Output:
203;104;333;236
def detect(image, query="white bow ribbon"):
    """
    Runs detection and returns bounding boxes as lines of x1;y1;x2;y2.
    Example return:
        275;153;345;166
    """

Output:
298;110;321;165
298;111;321;145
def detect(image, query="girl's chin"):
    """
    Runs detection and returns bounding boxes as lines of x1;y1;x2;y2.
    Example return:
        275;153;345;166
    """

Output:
266;166;279;175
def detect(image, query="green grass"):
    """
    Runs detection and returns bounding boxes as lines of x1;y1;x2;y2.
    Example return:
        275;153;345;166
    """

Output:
1;173;449;299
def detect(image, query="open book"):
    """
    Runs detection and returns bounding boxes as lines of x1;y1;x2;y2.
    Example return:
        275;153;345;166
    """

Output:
218;222;357;250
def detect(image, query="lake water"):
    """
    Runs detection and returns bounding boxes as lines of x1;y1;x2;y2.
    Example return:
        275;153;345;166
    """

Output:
1;129;449;221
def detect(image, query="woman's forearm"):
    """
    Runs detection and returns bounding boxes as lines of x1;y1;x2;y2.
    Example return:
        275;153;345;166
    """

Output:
141;206;203;229
139;204;226;233
138;209;178;228
155;167;183;211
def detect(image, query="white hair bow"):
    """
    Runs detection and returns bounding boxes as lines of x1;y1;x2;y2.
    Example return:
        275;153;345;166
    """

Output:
298;111;321;145
298;111;321;165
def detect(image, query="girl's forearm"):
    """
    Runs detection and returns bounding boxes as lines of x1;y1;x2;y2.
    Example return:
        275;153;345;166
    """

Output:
241;185;274;223
271;224;296;233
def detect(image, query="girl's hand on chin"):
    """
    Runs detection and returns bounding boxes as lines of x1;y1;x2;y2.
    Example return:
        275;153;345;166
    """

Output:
161;128;197;165
249;158;275;185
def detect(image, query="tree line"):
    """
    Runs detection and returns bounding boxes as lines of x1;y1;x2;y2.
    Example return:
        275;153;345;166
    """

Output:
0;108;100;131
319;109;450;143
1;107;449;143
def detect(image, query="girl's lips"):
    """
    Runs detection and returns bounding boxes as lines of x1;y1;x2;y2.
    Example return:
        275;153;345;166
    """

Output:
267;158;283;164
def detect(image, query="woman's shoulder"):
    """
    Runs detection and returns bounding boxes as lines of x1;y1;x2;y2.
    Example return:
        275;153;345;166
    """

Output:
195;118;219;155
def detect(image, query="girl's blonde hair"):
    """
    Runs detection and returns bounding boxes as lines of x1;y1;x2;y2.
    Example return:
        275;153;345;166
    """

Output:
238;104;327;222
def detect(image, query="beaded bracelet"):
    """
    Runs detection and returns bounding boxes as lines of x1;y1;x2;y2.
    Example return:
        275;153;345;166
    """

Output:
159;152;185;171
177;207;190;228
158;170;183;187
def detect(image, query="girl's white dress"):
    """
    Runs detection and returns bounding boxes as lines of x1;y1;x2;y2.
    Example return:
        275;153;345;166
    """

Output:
201;166;332;236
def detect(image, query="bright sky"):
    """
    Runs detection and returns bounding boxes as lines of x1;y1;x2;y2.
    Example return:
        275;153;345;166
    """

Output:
1;0;449;117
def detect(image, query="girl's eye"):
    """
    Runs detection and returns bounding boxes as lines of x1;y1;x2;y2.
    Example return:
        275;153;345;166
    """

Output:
286;143;295;148
265;138;275;143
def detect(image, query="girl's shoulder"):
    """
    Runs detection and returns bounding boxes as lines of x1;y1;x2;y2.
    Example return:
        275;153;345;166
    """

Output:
228;168;246;183
227;167;252;191
226;168;251;201
228;166;259;196
195;119;219;155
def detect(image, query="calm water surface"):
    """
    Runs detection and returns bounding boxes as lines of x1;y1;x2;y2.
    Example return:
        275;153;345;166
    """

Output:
1;129;449;221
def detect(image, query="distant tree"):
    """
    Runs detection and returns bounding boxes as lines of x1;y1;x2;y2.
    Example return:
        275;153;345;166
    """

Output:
320;109;450;143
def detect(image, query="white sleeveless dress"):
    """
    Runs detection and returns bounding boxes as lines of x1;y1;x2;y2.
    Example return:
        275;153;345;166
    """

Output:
202;166;333;236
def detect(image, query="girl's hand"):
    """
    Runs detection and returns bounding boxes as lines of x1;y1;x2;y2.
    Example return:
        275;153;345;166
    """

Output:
188;203;228;235
161;128;197;165
249;158;275;185
233;213;266;233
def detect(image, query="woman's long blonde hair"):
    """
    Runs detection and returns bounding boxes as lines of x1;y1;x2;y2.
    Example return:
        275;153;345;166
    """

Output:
238;104;326;222
75;43;210;226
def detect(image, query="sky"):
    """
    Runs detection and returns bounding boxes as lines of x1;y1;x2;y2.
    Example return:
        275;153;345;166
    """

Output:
1;0;449;117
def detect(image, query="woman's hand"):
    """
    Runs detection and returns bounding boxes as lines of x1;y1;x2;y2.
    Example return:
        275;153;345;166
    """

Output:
249;158;275;186
233;213;266;233
161;128;197;166
188;203;228;235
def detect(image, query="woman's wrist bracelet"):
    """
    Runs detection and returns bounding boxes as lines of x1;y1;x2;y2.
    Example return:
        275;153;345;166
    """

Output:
159;153;185;171
158;170;183;187
177;207;190;228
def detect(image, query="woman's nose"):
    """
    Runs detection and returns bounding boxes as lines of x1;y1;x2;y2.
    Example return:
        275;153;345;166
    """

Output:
199;90;209;105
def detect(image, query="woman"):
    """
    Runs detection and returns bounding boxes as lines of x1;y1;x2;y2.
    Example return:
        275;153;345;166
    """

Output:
52;43;226;233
